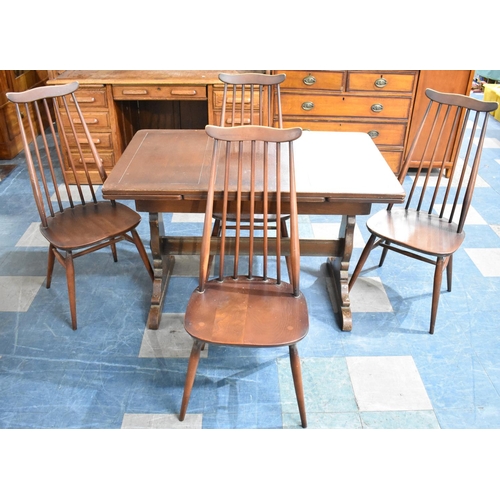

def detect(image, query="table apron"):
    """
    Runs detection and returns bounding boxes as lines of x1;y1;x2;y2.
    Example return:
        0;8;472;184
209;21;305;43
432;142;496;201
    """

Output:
135;199;373;216
162;236;341;257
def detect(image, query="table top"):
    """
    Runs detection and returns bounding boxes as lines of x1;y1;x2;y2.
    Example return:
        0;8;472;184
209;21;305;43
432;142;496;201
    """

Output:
102;129;405;205
48;70;261;86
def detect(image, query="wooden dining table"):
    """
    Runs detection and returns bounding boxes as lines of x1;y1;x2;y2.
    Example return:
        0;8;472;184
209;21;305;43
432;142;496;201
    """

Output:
102;128;405;331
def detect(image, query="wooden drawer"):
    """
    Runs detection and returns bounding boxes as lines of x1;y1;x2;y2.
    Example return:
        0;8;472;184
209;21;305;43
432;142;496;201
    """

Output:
69;86;107;108
281;94;412;119
212;89;263;108
66;131;113;150
213;111;263;126
379;150;403;173
60;110;111;129
70;150;115;169
347;72;416;93
112;85;207;100
277;70;345;91
282;120;407;147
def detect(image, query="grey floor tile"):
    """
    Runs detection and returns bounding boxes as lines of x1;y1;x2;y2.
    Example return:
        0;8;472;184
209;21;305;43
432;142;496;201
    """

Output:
346;356;432;412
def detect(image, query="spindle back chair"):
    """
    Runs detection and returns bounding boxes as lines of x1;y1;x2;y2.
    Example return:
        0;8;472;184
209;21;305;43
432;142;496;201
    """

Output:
7;82;154;329
349;88;499;333
179;124;309;427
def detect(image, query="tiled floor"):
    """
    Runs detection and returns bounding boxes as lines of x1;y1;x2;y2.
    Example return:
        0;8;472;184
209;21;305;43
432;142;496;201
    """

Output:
1;97;500;432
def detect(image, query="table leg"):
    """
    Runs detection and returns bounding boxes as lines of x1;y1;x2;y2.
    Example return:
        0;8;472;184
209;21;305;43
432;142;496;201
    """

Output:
147;212;175;329
326;214;355;331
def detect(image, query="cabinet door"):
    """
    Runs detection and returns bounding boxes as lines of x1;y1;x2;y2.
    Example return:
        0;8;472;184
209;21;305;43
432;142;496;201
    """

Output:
407;70;474;168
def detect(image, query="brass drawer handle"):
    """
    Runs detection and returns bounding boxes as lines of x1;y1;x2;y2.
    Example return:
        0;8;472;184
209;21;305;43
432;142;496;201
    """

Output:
368;130;379;139
371;103;383;113
374;78;387;88
122;89;149;95
301;101;314;111
303;75;316;86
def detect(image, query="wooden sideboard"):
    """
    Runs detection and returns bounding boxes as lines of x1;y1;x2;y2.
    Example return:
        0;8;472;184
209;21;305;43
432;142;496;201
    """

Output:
0;70;49;159
46;70;474;182
273;70;474;173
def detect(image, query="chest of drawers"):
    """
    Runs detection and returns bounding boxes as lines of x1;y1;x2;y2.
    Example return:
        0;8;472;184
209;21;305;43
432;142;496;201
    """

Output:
275;70;418;173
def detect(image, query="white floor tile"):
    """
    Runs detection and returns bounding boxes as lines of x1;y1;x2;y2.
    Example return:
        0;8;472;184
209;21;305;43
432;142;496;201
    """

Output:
346;356;432;412
53;184;95;202
0;276;45;312
465;248;500;277
121;413;203;429
15;223;49;247
349;277;393;313
171;213;205;223
491;225;500;238
476;137;500;148
434;204;487;225
139;313;208;358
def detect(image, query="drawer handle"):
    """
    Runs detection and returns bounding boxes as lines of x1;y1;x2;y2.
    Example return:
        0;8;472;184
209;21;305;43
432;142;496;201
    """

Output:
71;96;95;103
368;130;379;139
122;89;149;95
78;137;101;145
374;78;387;88
301;101;314;111
73;118;98;124
170;90;197;96
371;103;383;113
303;75;316;86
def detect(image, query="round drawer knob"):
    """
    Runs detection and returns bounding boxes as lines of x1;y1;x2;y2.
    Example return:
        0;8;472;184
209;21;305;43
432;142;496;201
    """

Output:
301;101;314;111
371;103;383;113
303;75;317;86
368;130;379;139
374;78;387;88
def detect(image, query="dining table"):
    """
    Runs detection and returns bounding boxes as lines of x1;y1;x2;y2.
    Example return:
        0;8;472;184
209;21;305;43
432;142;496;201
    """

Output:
102;128;405;331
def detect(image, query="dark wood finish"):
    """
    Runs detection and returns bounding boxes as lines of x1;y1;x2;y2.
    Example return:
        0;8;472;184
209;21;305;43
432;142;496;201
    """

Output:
212;73;288;271
6;82;154;329
101;129;405;331
179;125;308;427
349;89;498;333
0;70;49;159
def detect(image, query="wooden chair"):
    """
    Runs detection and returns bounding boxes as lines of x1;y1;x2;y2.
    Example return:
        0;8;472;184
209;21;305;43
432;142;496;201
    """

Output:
7;81;154;330
212;73;289;272
179;124;308;427
349;89;499;334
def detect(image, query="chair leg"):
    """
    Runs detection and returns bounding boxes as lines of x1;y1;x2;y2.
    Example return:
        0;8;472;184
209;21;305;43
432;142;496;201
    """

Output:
65;251;77;330
430;257;446;334
379;241;390;267
446;254;453;292
179;339;204;421
131;229;154;281
46;244;56;289
110;240;118;262
289;344;307;428
349;233;377;291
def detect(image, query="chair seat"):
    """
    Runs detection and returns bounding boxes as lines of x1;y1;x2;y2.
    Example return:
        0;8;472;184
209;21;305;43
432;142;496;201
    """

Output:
367;208;465;257
184;276;309;347
40;201;142;250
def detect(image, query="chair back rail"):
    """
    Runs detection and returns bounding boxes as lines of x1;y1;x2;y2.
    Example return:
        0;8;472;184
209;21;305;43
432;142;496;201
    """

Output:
7;82;108;228
218;73;284;128
202;125;302;293
393;88;498;233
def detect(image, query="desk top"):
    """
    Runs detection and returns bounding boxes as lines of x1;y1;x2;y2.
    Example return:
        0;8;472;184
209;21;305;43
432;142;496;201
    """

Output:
48;70;261;86
102;129;405;206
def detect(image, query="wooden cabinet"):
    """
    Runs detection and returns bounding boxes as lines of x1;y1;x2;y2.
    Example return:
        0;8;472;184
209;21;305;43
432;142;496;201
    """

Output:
45;70;475;181
0;70;49;159
274;70;475;174
275;70;418;173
